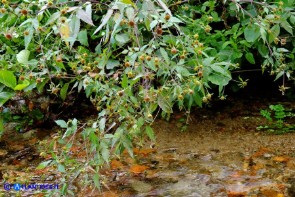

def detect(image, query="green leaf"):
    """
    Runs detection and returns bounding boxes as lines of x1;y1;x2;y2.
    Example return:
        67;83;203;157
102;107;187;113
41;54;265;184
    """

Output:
192;90;202;107
36;160;52;169
145;126;155;141
58;164;66;172
0;70;17;89
106;59;120;69
60;83;69;100
55;120;68;128
121;74;128;88
115;33;130;46
78;30;89;46
93;8;114;35
45;12;61;26
16;50;30;64
99;117;106;131
280;20;293;35
93;173;100;189
121;0;136;7
258;44;269;57
77;8;94;26
158;94;172;113
175;66;191;77
260;27;267;43
0;91;15;106
269;24;280;43
125;7;135;21
101;144;110;164
160;47;169;64
69;15;81;48
36;78;49;93
245;52;255;64
24;28;34;49
244;25;260;42
14;80;30;90
208;73;231;86
156;0;172;16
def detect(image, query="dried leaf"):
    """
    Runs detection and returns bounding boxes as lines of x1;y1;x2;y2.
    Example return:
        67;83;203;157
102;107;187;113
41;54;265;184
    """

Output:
111;159;124;170
129;164;149;174
273;156;290;163
139;148;156;156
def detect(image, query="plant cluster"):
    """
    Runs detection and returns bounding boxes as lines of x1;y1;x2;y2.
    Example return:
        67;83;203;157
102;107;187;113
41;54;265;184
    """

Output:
0;0;294;195
257;104;295;134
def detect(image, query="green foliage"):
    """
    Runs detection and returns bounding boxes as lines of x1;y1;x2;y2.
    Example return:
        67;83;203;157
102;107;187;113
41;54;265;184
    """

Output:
257;104;295;134
0;0;294;194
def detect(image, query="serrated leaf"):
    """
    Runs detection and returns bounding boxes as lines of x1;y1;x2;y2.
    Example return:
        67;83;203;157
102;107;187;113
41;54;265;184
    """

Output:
14;80;30;91
60;83;69;100
121;0;136;7
160;47;169;63
245;52;255;64
101;144;109;163
93;8;114;35
69;15;80;48
258;44;269;57
193;90;202;107
260;27;267;43
208;73;231;86
115;33;129;45
0;92;15;106
126;7;135;21
170;16;183;23
106;59;120;69
99;117;106;131
158;94;172;113
93;173;100;189
36;160;52;169
150;20;158;30
24;28;34;49
0;70;16;89
274;71;284;81
156;0;172;16
55;120;67;128
145;126;155;141
280;20;293;35
175;66;191;77
121;74;128;88
78;29;89;46
244;25;260;42
77;8;94;26
16;50;30;64
269;24;280;43
45;12;61;26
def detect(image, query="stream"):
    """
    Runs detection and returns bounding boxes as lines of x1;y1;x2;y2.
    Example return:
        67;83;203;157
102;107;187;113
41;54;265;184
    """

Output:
0;97;294;197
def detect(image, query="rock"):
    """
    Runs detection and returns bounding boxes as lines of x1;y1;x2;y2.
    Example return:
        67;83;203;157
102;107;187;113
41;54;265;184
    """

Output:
22;129;38;140
130;179;152;193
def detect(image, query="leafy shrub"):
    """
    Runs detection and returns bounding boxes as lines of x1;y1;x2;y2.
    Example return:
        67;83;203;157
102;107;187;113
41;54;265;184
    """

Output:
0;0;294;194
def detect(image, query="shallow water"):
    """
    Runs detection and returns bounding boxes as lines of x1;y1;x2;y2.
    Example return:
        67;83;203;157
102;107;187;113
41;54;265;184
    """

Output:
0;98;294;196
101;99;295;197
